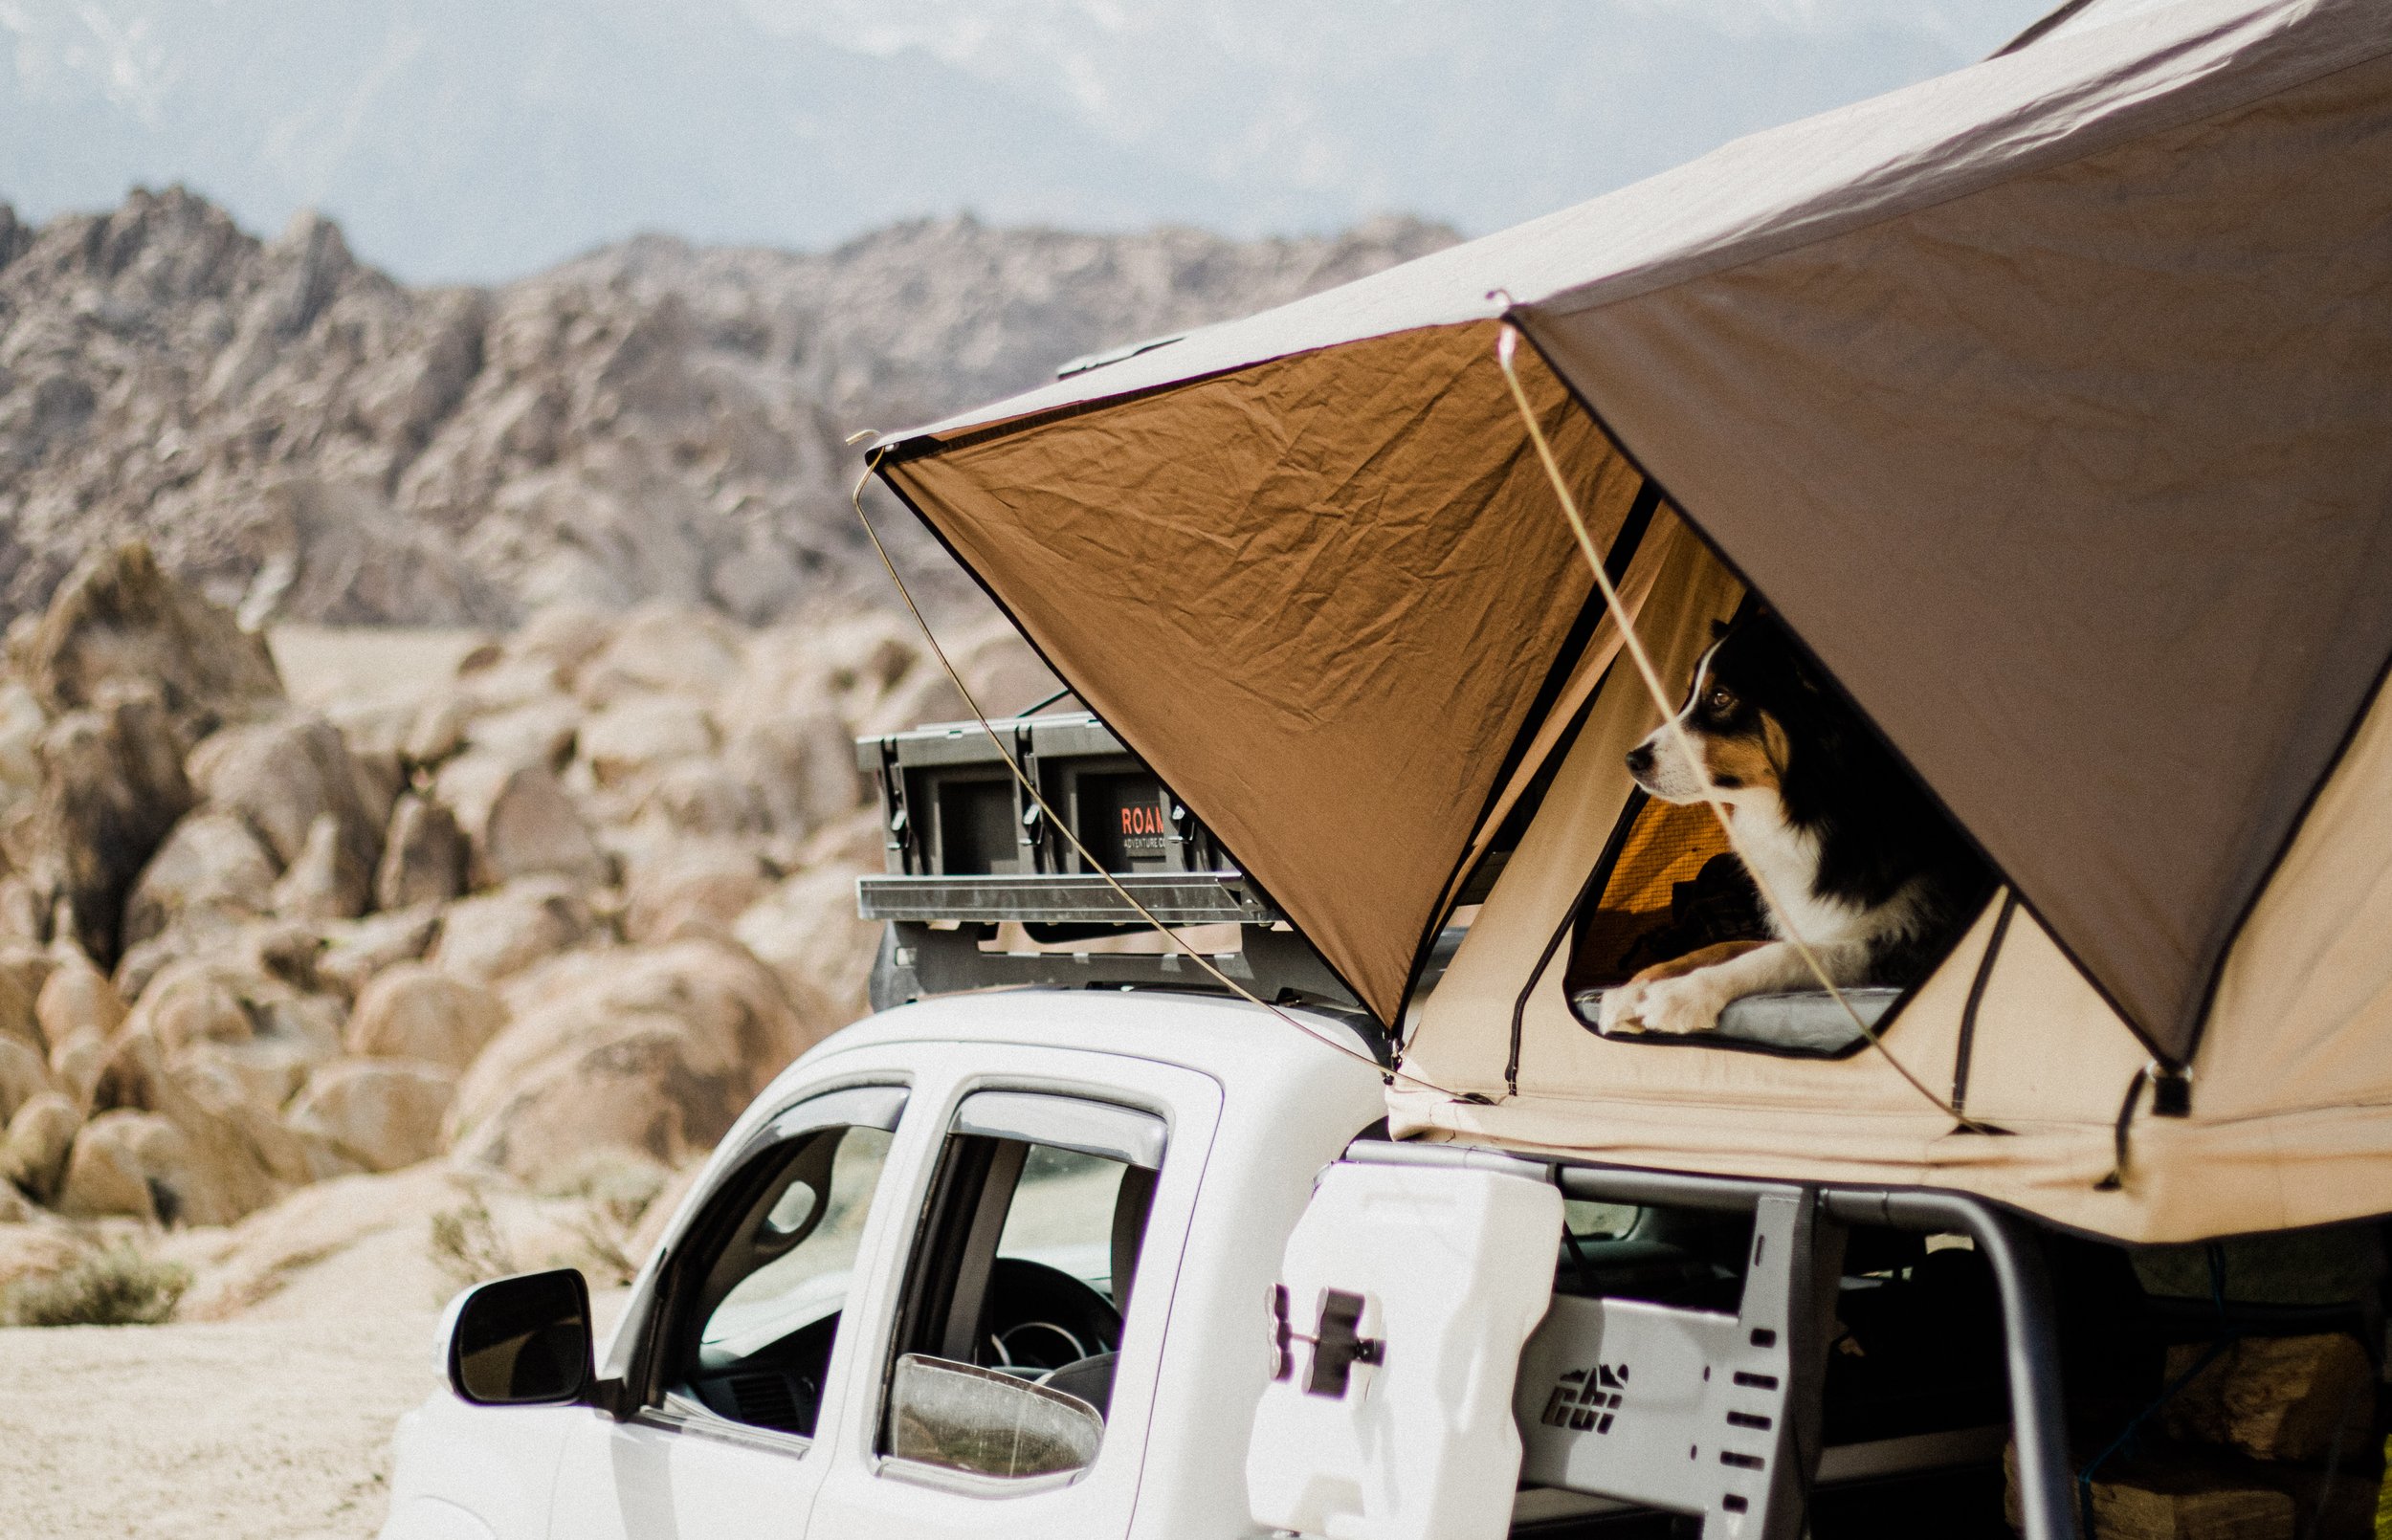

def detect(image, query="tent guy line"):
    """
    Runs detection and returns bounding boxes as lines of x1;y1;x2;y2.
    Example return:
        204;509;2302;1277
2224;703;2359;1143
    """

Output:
843;435;1471;1099
1495;321;1985;1133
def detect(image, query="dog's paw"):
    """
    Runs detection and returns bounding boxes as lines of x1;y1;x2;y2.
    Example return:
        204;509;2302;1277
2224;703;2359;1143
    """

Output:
1598;979;1649;1032
1629;974;1725;1036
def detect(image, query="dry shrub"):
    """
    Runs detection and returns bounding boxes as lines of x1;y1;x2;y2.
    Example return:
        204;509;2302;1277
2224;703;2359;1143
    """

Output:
543;1151;670;1287
3;1243;192;1327
429;1185;518;1297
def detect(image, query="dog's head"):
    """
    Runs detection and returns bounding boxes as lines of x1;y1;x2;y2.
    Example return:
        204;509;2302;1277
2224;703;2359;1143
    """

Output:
1624;612;1820;809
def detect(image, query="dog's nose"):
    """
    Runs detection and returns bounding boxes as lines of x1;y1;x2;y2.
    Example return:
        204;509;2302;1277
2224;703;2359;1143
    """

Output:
1625;742;1654;777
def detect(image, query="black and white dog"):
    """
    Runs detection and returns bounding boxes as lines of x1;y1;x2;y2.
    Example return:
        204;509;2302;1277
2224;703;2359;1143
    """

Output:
1598;612;1990;1037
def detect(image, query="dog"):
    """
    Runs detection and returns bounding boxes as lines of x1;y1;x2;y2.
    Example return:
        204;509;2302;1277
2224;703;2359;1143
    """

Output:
1598;612;1991;1037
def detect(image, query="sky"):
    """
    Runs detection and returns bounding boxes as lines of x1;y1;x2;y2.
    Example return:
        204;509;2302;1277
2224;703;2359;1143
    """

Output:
0;0;2065;281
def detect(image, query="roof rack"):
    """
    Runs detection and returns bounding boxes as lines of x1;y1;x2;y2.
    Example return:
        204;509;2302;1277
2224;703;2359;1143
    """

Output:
853;712;1369;1025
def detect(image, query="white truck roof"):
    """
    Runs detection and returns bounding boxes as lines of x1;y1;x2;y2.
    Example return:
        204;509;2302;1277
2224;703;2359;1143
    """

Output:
774;986;1386;1108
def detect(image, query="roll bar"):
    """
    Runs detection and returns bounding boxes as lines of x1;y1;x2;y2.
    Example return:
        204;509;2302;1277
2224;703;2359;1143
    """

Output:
1340;1142;2079;1540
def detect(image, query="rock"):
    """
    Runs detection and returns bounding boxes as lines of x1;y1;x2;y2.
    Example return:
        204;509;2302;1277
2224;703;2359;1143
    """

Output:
859;664;973;737
724;710;866;838
55;1108;244;1225
402;695;468;766
577;605;745;706
736;863;885;1026
2;1091;79;1201
634;759;769;838
447;937;815;1185
349;745;404;824
0;1036;56;1125
431;878;596;984
466;693;584;775
314;904;442;1000
321;695;420;762
0;679;47;798
18;541;283;737
80;1028;283;1221
284;1059;455;1173
373;792;467;911
0;1217;87;1289
0;945;58;1025
0;876;46;942
161;1042;316;1186
624;844;769;944
0;960;41;1054
110;902;250;1004
120;955;343;1064
164;1161;460;1320
624;1159;708;1264
122;809;280;952
460;693;581;775
170;1038;310;1111
48;1031;109;1111
247;919;329;996
28;695;196;964
960;630;1064;717
187;713;382;880
801;805;887;872
122;958;255;1052
579;695;716;788
2162;1334;2375;1463
270;811;372;921
439;758;609;890
344;964;507;1071
36;952;126;1046
512;605;616;682
815;613;920;700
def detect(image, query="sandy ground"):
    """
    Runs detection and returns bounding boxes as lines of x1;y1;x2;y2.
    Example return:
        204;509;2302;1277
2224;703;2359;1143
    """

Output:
265;626;489;712
0;1309;440;1538
0;1163;638;1537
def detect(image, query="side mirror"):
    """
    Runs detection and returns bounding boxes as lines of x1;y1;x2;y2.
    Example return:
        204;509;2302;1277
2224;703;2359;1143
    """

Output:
447;1268;594;1406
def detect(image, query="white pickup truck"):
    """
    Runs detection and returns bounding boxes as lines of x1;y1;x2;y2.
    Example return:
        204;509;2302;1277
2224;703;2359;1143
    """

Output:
384;974;2080;1540
379;712;2074;1540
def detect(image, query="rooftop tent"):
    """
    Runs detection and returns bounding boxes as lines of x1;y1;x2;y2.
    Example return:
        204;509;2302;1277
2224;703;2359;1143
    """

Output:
869;0;2392;1243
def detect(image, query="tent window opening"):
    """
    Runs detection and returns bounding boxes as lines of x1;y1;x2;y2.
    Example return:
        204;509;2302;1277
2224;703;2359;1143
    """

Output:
1561;793;1910;1058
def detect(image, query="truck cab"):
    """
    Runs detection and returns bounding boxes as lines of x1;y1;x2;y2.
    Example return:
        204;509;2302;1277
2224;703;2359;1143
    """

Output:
382;988;1388;1540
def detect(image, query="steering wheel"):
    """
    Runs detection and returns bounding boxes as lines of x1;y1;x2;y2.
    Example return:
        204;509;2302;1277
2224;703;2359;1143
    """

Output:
982;1257;1122;1374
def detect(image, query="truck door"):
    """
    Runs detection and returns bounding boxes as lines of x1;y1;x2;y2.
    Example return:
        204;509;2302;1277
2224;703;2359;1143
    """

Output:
544;1080;916;1540
804;1049;1220;1540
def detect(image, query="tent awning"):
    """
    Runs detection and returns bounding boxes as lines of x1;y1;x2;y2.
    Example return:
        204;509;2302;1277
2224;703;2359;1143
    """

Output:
873;0;2392;1069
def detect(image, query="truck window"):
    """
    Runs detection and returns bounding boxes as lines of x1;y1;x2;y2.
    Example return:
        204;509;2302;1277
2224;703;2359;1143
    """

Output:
650;1086;907;1441
880;1091;1164;1483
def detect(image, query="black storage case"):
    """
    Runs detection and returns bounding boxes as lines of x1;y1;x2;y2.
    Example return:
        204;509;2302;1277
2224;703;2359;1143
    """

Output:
853;713;1363;1020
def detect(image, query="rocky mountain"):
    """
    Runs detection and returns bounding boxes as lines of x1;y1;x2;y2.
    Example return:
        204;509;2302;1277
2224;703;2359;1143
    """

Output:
0;187;1455;629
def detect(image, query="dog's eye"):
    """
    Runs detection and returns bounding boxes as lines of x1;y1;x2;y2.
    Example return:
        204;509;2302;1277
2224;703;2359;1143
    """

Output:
1707;688;1737;713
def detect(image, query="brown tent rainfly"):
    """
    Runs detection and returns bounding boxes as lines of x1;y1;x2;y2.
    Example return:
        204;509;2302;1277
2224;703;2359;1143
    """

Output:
870;0;2392;1243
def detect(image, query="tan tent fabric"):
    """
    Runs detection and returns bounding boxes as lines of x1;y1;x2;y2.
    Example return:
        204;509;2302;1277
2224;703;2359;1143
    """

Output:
874;0;2392;1239
882;0;2392;1053
1522;39;2392;1060
1394;632;2392;1243
887;326;1640;1017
